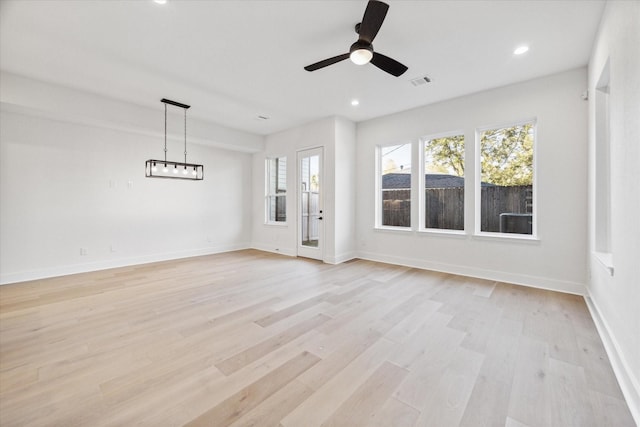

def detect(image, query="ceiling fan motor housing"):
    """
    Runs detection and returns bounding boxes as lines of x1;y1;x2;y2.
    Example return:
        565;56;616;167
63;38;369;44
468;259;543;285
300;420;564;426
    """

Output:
350;40;373;54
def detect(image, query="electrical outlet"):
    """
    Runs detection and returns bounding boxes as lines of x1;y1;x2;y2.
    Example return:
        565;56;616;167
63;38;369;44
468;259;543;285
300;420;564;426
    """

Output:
80;248;88;256
127;180;133;189
110;245;116;253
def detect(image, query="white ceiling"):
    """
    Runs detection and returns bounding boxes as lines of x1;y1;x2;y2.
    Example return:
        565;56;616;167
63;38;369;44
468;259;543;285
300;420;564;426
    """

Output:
0;0;605;136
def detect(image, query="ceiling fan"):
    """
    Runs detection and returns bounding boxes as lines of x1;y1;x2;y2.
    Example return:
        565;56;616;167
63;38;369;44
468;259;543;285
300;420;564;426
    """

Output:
304;0;408;77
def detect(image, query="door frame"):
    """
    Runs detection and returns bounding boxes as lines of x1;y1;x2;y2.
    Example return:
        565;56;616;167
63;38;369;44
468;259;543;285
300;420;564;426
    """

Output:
297;146;324;261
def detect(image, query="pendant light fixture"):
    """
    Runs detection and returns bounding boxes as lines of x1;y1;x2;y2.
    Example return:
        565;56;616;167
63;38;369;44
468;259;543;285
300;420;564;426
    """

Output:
145;98;204;180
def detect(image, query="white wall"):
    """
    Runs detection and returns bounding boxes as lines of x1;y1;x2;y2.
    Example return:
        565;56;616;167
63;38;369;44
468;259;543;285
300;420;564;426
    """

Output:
356;68;589;295
333;117;357;263
0;75;259;284
587;1;640;422
250;116;357;263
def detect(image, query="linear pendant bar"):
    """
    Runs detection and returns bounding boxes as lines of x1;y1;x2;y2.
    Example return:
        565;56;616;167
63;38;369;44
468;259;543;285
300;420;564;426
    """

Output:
161;98;190;109
145;159;203;180
145;98;203;181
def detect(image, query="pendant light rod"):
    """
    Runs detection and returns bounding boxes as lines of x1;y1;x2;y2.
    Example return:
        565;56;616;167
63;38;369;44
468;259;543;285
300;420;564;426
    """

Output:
161;98;190;109
184;108;187;164
164;102;167;163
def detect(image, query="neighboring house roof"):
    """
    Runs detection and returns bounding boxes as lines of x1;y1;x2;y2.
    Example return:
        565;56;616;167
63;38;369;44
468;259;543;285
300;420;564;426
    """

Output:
382;173;495;189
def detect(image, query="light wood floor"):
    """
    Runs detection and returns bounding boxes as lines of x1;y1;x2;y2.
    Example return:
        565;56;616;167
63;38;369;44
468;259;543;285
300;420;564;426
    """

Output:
0;250;634;427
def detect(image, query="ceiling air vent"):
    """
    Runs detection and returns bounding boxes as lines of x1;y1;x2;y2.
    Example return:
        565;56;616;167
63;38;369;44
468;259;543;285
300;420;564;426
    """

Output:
410;76;432;87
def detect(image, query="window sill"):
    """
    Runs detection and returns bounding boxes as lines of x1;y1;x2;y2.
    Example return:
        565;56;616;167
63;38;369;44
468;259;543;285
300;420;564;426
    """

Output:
418;229;468;238
374;226;413;233
472;232;540;243
264;222;288;227
593;251;614;276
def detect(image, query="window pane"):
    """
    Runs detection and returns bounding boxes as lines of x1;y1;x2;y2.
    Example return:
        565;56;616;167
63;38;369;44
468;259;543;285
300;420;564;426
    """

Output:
480;123;534;234
423;135;465;230
268;157;286;194
381;143;412;227
267;195;286;222
266;157;286;223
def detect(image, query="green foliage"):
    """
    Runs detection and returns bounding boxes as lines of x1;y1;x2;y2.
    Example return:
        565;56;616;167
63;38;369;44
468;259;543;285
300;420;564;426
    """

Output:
424;124;534;186
424;135;465;176
480;123;534;186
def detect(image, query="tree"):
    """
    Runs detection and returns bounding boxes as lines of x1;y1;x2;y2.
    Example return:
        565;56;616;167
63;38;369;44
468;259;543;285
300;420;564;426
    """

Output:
480;124;533;186
424;135;465;176
424;124;533;186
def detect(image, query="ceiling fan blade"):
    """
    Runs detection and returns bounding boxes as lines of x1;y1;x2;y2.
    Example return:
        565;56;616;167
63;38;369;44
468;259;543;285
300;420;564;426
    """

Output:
304;53;350;71
370;52;408;77
358;0;389;44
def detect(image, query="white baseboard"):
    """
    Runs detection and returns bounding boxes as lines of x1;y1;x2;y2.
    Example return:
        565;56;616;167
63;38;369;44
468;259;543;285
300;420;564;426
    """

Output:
0;243;250;285
585;295;640;426
324;252;357;265
356;250;586;295
249;243;296;258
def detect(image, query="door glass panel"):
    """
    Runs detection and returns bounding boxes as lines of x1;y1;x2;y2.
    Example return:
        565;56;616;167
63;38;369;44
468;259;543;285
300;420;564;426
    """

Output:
301;154;320;248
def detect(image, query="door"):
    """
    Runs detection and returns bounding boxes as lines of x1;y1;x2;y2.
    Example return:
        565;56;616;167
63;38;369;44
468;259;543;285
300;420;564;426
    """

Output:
298;147;323;260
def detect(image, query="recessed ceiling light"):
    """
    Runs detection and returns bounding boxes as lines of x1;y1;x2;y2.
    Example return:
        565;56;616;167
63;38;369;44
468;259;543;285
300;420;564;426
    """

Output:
351;99;360;106
514;45;529;55
153;0;167;4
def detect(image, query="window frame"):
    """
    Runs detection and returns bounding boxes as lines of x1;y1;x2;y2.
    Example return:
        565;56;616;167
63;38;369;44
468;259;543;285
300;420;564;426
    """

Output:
419;130;466;234
265;156;287;225
474;118;538;240
376;142;413;230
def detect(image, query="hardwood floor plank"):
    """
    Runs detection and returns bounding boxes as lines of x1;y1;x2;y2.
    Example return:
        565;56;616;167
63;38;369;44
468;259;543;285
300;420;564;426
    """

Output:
296;327;384;391
255;292;328;327
215;313;331;375
545;357;596;426
184;351;320;427
471;278;497;298
0;250;633;426
281;337;397;427
227;379;314;427
180;296;280;337
407;346;484;427
507;337;549;427
458;317;522;427
587;389;637;427
368;396;421;427
320;361;409;427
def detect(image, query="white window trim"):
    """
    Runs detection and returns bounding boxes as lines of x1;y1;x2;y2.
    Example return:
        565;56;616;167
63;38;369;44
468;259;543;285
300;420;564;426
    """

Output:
265;156;287;226
418;130;466;233
375;141;414;230
474;118;538;239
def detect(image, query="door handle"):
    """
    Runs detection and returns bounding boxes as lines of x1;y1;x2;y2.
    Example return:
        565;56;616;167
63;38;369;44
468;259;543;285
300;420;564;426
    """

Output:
318;217;323;220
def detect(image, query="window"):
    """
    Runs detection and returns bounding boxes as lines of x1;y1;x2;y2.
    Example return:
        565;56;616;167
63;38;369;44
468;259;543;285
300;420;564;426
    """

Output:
478;122;535;235
422;134;465;230
266;157;286;223
379;143;412;228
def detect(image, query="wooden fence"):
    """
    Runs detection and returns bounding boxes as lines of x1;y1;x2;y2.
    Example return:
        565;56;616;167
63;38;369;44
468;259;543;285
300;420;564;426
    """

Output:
480;185;532;232
382;185;532;232
382;189;411;227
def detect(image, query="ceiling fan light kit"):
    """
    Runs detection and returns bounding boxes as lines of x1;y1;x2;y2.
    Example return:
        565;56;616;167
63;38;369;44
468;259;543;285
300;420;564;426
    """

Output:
304;0;408;77
145;98;204;181
349;41;374;65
